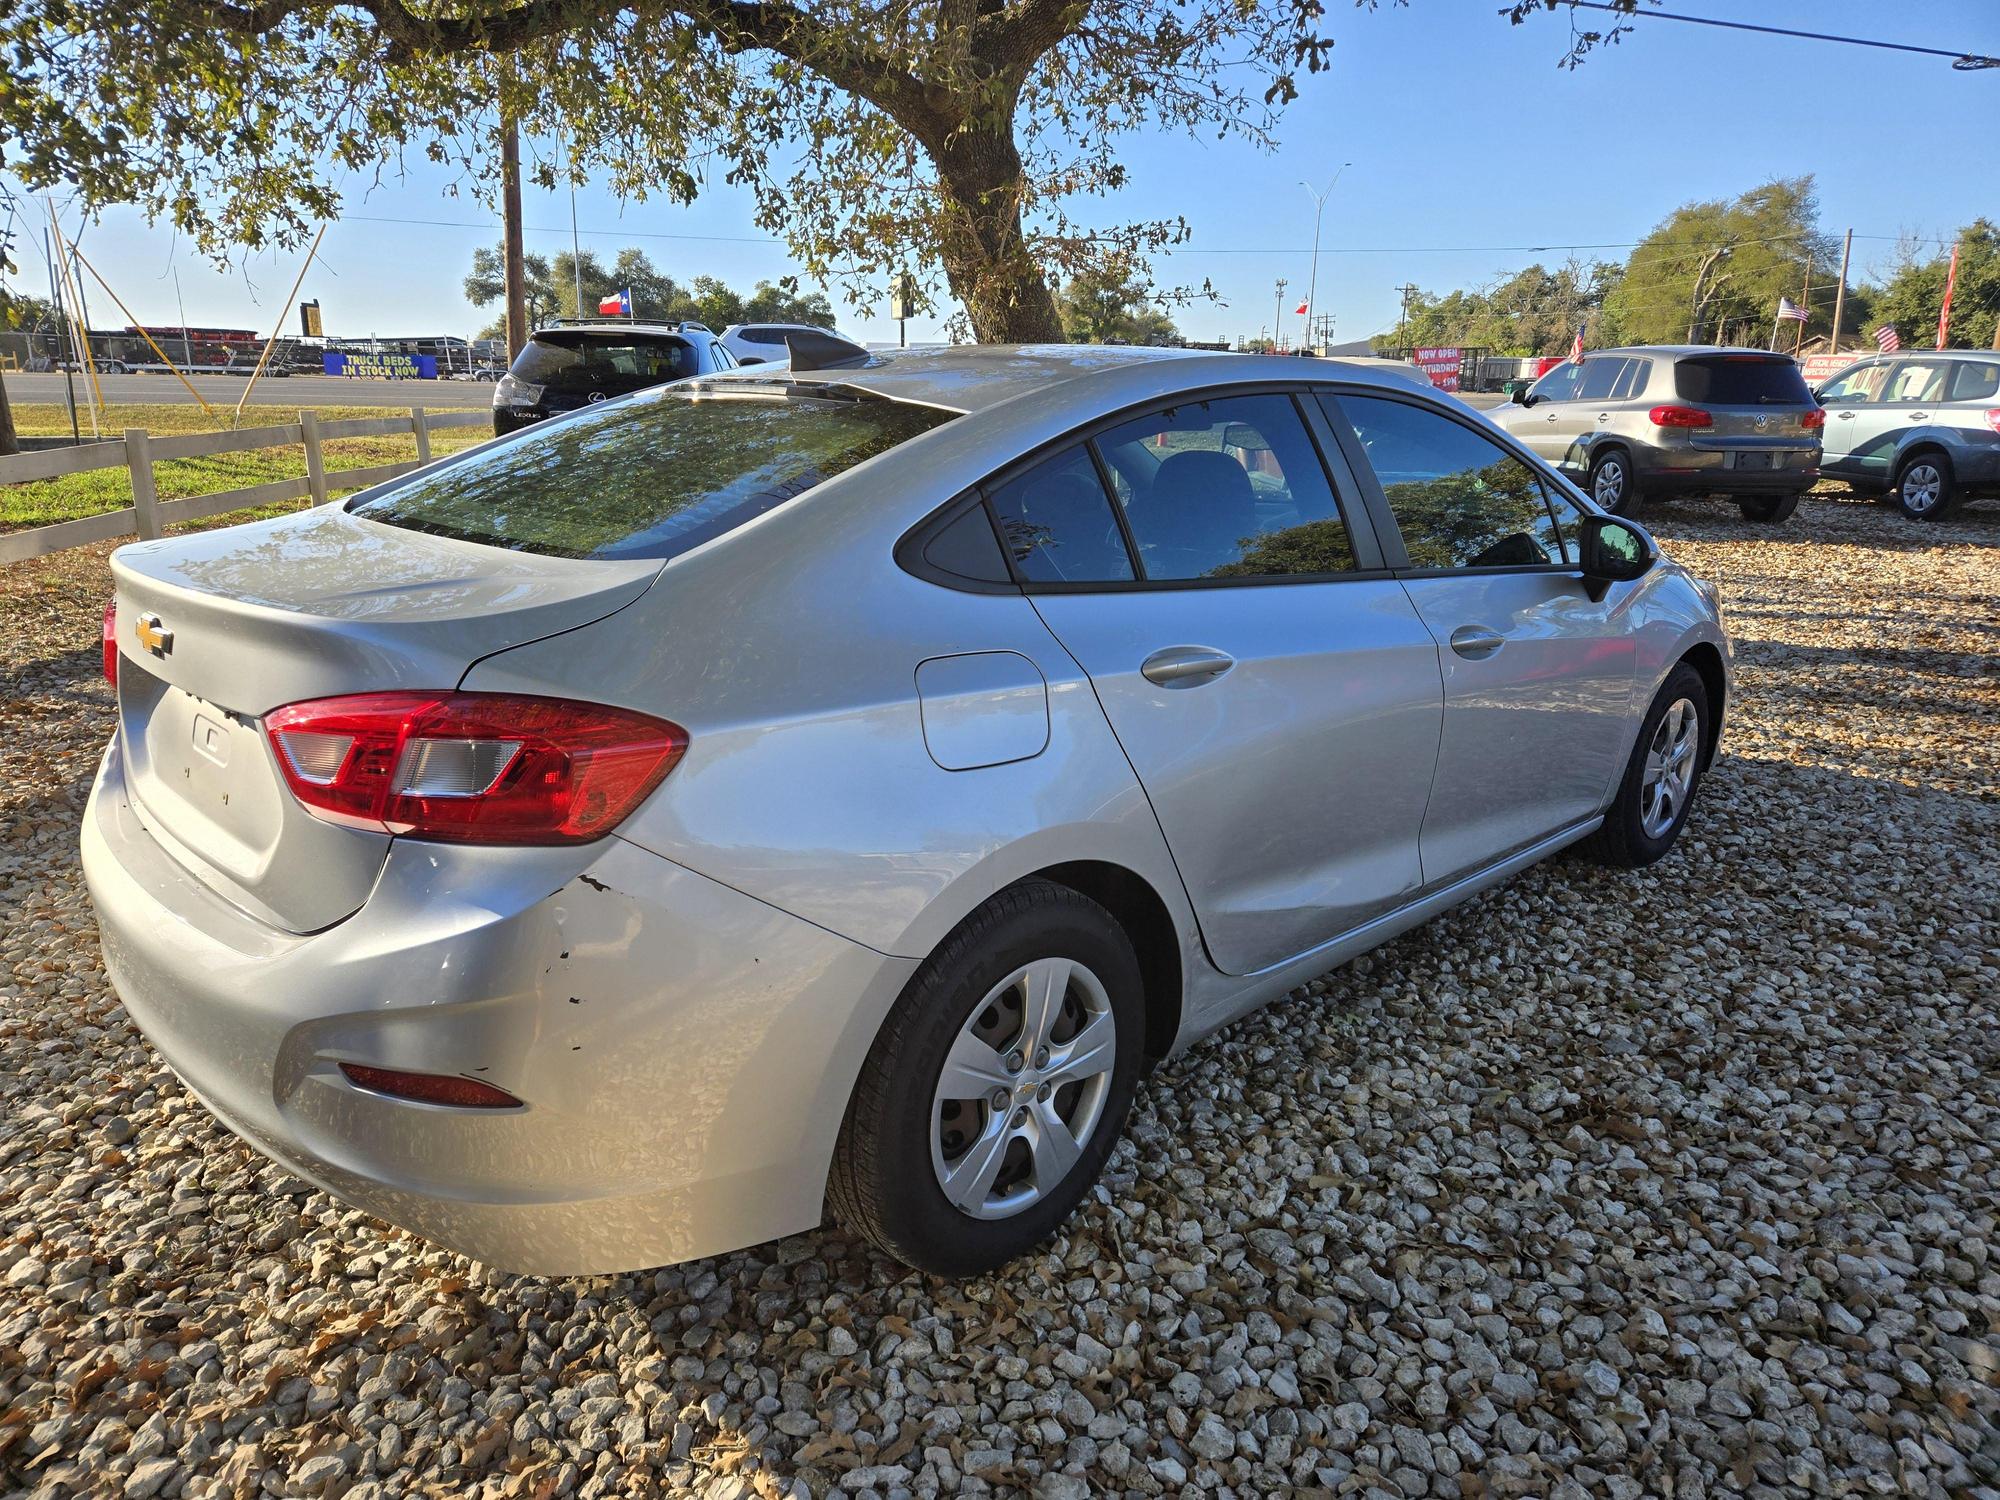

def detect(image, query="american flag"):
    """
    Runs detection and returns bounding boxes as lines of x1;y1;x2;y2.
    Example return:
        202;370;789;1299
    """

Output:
1777;297;1808;322
1873;325;1901;353
1568;325;1585;363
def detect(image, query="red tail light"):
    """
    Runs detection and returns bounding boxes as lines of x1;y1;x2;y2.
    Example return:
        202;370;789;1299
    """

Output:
102;599;118;686
1648;405;1714;429
264;691;686;845
1987;409;2000;434
339;1063;522;1109
1800;407;1826;431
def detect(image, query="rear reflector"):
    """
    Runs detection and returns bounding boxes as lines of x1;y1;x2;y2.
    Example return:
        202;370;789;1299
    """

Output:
339;1063;522;1109
102;599;118;687
1648;404;1714;429
1800;408;1826;431
265;691;687;845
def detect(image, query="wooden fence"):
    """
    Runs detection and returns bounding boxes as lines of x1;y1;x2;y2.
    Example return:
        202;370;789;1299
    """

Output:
0;407;490;566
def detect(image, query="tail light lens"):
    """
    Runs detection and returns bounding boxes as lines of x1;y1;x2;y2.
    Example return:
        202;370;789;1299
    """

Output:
1648;405;1714;429
264;691;686;845
1986;409;2000;434
1800;408;1826;431
102;599;118;686
339;1063;522;1109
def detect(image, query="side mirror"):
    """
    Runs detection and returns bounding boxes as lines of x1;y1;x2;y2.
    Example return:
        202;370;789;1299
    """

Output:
1511;387;1532;406
1578;514;1655;602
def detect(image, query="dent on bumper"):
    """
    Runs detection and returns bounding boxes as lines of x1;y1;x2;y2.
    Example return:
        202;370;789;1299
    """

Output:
82;741;917;1274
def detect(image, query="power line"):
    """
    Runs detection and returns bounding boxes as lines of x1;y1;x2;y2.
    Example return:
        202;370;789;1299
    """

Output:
1559;2;2000;71
343;212;780;245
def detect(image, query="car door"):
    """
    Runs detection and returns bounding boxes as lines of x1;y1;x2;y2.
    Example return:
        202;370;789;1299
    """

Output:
1815;359;1889;474
1324;389;1638;886
995;390;1445;977
1513;359;1585;467
1866;358;1953;479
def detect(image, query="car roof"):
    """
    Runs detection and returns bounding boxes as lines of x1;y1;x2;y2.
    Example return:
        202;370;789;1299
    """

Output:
699;342;1443;415
1588;345;1800;360
533;322;696;338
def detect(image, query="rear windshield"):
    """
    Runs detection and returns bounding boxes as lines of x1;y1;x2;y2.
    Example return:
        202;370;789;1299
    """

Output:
512;332;694;393
349;387;956;560
1674;357;1812;406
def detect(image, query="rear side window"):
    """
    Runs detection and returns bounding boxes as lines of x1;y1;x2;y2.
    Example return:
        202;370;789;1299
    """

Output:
1949;361;2000;402
1882;361;1948;403
350;389;955;560
1674;357;1812;406
1340;394;1568;571
1575;358;1627;402
986;448;1134;584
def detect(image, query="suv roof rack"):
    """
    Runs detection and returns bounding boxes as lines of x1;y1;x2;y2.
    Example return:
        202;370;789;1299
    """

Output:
539;316;713;333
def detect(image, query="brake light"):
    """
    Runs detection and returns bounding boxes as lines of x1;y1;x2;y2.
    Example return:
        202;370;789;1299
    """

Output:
339;1063;522;1109
102;599;118;686
1987;409;2000;434
1648;405;1714;429
264;692;686;845
1800;407;1826;431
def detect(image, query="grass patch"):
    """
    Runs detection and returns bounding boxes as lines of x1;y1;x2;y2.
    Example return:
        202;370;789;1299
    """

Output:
3;404;489;533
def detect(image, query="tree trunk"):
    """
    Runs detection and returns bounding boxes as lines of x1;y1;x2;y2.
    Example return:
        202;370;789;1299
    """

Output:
931;123;1063;344
0;367;17;457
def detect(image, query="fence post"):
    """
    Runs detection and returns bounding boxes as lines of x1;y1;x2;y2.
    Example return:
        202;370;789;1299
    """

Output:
412;405;432;465
125;429;161;540
300;410;328;506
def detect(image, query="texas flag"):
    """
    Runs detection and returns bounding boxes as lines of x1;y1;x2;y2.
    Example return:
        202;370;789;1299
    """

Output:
598;288;632;316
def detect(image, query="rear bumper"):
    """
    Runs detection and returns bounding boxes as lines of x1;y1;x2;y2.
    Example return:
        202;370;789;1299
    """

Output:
1636;461;1818;497
83;737;917;1274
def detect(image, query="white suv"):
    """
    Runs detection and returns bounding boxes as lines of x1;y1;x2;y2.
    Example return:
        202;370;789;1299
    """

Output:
720;322;845;366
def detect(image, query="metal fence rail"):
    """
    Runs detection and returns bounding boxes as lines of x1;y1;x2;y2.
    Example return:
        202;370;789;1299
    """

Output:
0;407;489;566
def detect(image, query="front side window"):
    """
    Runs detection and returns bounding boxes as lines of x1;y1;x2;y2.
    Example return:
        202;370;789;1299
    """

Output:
1530;362;1583;404
351;388;955;559
1094;394;1354;580
1340;394;1568;571
985;447;1135;584
1817;362;1887;404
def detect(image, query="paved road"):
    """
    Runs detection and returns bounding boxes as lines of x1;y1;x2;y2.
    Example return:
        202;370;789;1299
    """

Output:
4;371;495;409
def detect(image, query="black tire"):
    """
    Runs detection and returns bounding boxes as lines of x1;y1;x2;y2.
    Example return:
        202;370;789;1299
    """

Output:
827;879;1145;1276
1587;449;1642;516
1737;493;1799;523
1892;451;1958;521
1583;663;1710;869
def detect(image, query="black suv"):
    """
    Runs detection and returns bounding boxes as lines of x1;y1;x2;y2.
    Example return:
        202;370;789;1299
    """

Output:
492;321;738;434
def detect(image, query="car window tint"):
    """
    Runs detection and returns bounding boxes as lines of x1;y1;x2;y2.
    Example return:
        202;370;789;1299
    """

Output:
1530;362;1583;403
1575;358;1625;401
1947;360;2000;402
1536;483;1583;566
1341;395;1567;571
350;388;955;560
1817;363;1887;403
1882;361;1948;402
1609;357;1651;400
1094;394;1354;580
1674;357;1813;405
986;448;1135;584
512;334;693;393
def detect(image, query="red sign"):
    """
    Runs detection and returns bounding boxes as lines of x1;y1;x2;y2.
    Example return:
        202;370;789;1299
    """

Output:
1412;346;1464;392
1799;351;1863;385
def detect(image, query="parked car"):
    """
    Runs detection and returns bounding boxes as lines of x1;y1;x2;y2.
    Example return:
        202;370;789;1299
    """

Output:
86;344;1729;1277
720;321;844;366
492;320;738;433
1488;346;1822;522
1812;350;2000;520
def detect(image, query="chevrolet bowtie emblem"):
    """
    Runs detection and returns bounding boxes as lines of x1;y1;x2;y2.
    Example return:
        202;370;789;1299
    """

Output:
134;612;174;656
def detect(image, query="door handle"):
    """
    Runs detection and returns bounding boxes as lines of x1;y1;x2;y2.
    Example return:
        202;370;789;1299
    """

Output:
1834;410;1856;419
1545;412;1559;422
1909;412;1928;421
1140;646;1235;687
1448;625;1506;660
1597;412;1612;423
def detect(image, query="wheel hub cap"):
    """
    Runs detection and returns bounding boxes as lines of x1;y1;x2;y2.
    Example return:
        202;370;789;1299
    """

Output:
1639;698;1700;839
1904;466;1941;511
930;956;1117;1220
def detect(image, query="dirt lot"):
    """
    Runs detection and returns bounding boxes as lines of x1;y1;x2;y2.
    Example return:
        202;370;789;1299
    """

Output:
1;491;1995;1499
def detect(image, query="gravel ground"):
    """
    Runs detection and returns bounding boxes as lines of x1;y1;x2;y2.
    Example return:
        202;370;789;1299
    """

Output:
2;491;1996;1499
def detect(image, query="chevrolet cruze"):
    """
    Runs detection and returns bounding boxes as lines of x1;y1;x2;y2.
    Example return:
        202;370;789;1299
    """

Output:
84;344;1729;1276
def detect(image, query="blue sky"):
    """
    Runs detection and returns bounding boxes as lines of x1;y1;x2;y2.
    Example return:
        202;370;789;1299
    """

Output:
13;1;1996;348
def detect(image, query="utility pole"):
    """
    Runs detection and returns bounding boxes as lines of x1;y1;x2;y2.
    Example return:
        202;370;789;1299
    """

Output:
1299;164;1351;356
1272;278;1287;353
501;116;528;361
1796;251;1813;355
44;226;79;442
565;133;584;319
1395;283;1418;354
1828;228;1853;354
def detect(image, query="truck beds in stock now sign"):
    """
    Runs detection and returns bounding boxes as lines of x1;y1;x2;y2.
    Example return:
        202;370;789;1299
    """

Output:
323;351;440;379
1412;347;1465;392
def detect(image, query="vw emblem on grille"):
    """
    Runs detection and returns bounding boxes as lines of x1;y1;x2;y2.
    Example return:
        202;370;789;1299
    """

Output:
587;391;607;403
1754;414;1768;429
134;612;173;657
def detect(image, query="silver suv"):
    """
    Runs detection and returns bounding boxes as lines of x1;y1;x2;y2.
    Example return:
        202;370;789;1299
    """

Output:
1813;350;2000;520
1490;346;1823;523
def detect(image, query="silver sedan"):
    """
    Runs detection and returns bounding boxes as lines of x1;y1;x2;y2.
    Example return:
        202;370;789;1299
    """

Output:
83;344;1729;1276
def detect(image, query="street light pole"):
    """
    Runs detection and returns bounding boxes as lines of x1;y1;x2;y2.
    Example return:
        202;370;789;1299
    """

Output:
1272;278;1287;352
1299;163;1352;356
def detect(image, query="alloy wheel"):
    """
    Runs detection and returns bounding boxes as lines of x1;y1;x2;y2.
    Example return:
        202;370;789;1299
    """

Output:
1593;458;1627;509
1900;462;1943;514
1639;698;1700;840
930;957;1116;1220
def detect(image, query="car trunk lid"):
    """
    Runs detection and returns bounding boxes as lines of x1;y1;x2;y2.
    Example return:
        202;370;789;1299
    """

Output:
1674;354;1820;443
109;504;659;932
